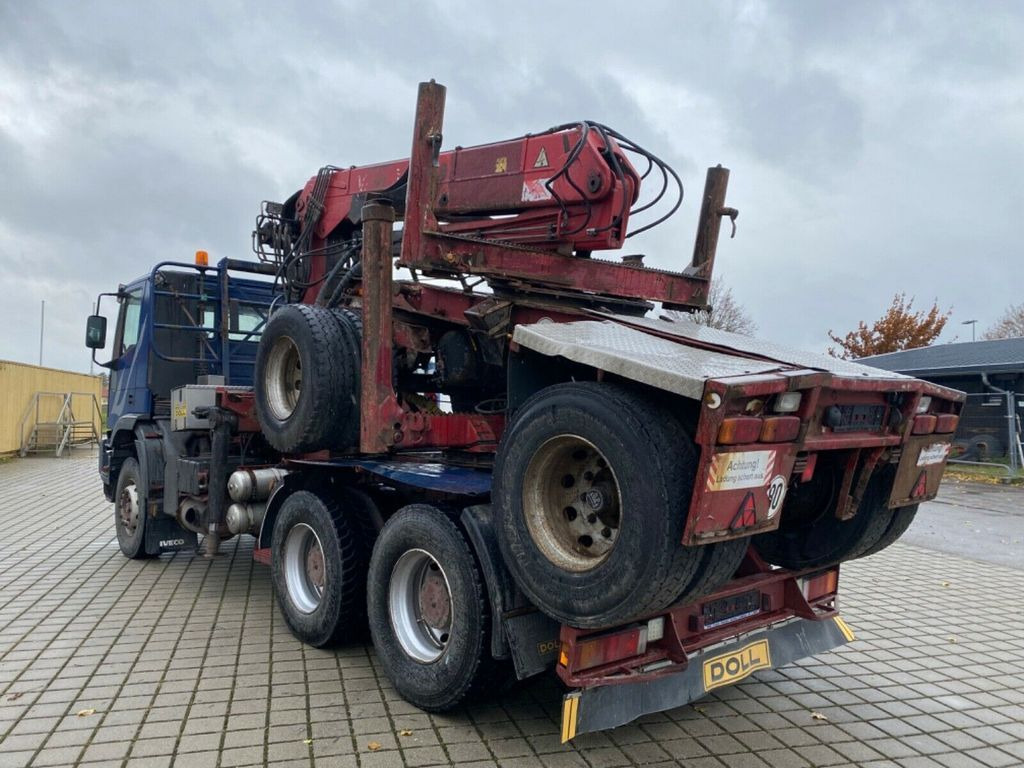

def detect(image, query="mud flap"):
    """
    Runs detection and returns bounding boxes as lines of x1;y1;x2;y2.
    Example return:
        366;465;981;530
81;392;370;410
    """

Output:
144;515;198;555
505;610;562;680
560;615;855;742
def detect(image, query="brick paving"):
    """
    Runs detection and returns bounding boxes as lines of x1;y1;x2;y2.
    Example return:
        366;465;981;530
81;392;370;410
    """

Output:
0;452;1022;768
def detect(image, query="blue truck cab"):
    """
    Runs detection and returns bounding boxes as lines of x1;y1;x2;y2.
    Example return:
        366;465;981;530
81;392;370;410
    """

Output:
87;256;277;504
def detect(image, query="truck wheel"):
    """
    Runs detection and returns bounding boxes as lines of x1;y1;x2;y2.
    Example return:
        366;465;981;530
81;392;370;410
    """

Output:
856;503;919;559
271;491;365;647
493;382;703;628
753;463;898;569
254;304;360;453
114;458;154;560
678;538;749;604
971;435;1002;462
367;505;493;711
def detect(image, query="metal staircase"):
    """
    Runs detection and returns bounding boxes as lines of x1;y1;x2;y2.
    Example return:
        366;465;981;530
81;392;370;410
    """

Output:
19;392;103;457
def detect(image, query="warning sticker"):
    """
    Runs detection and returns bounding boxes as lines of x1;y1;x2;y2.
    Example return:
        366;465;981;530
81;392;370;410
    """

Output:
534;147;549;168
917;442;951;466
707;450;776;492
522;178;552;202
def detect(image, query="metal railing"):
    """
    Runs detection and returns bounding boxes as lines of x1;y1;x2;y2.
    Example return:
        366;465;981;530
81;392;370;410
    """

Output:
946;391;1023;481
18;392;103;458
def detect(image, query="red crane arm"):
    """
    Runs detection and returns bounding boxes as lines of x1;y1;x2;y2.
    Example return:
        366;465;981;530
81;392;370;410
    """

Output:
294;124;641;253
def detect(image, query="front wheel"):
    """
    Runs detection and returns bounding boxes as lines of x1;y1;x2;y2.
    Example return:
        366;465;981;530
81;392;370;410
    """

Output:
114;458;153;559
367;505;493;711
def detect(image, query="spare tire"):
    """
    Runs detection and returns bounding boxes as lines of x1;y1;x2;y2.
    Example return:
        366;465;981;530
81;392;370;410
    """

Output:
254;304;360;453
492;382;706;628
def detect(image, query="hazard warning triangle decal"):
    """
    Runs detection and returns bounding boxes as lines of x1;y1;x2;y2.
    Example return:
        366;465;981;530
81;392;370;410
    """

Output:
730;492;757;530
534;147;549;168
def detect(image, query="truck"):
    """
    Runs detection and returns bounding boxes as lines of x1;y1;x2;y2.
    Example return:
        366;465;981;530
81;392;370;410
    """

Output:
85;81;964;739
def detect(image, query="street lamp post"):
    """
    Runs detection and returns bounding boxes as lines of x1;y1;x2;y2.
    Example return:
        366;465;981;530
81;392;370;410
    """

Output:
962;319;977;342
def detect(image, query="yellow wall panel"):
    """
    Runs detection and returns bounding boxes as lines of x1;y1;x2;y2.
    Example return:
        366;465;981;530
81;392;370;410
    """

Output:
0;360;104;455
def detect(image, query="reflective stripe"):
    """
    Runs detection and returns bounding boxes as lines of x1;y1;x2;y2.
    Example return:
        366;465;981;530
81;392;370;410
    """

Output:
834;616;856;642
561;693;580;742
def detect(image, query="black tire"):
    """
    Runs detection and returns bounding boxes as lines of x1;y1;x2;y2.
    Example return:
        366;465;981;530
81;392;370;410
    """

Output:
753;462;899;570
856;503;919;559
493;382;704;628
367;505;494;711
330;308;363;449
271;490;366;647
254;304;360;453
971;435;1002;462
114;458;154;559
678;538;749;604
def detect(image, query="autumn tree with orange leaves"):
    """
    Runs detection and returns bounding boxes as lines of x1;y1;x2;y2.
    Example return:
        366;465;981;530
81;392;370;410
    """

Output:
828;293;951;359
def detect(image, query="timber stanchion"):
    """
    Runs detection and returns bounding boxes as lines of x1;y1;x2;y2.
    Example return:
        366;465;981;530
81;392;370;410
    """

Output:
360;201;401;454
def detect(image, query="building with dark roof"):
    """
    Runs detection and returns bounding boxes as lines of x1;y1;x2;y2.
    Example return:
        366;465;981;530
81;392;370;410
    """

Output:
861;339;1024;459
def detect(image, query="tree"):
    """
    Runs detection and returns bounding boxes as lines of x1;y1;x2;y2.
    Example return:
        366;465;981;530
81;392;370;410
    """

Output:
983;303;1024;340
828;293;950;359
672;278;757;335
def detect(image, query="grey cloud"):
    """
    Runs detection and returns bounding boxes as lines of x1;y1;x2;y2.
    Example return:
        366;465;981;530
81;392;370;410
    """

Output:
0;1;1021;372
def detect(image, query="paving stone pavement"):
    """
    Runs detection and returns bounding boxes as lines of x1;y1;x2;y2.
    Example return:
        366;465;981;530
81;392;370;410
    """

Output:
0;452;1022;768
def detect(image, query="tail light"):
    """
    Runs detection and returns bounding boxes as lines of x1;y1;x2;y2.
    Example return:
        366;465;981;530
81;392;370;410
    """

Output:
799;569;838;601
911;415;937;435
760;416;801;443
562;625;649;672
935;414;959;433
718;417;762;445
916;396;932;414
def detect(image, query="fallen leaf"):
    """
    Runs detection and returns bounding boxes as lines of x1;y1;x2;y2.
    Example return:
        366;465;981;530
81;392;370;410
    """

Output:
303;738;313;745
948;637;958;644
399;729;413;737
811;712;828;721
941;581;951;587
76;709;96;717
7;692;24;701
368;741;382;752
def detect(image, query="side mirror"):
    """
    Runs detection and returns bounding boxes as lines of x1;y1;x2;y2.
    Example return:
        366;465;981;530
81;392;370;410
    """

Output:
85;315;107;349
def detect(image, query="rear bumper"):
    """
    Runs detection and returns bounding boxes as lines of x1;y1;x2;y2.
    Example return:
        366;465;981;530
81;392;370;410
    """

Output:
685;374;965;544
560;614;853;741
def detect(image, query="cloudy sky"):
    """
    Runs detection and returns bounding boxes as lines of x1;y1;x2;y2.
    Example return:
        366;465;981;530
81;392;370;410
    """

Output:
1;1;1021;373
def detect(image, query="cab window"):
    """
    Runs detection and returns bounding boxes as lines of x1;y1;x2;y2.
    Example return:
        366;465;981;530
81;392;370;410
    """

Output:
117;289;143;356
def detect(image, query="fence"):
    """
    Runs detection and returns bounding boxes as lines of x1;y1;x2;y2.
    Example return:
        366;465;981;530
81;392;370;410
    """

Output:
0;360;104;456
947;390;1024;476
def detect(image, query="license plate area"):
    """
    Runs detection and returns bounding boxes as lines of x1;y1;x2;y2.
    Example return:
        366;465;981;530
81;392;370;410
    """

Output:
833;404;886;432
703;589;761;629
